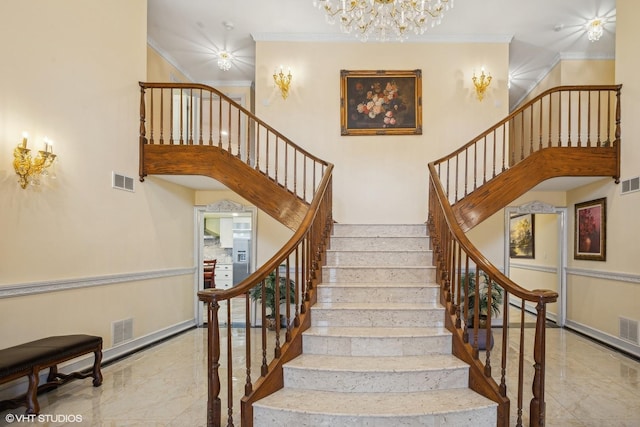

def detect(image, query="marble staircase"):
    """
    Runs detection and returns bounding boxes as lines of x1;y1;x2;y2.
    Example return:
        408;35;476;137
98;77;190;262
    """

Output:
253;224;497;426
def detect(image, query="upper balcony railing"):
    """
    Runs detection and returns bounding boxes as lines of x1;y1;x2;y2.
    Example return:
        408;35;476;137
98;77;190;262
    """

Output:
428;85;622;427
434;85;621;207
139;82;329;207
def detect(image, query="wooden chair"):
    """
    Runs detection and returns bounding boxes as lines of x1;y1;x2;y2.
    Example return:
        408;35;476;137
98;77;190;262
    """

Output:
203;259;216;289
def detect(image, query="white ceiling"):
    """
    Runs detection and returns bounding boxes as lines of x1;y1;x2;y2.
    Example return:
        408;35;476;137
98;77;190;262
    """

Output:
146;0;616;192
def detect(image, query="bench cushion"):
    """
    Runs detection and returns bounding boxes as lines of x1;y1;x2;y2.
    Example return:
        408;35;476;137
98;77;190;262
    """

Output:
0;335;102;379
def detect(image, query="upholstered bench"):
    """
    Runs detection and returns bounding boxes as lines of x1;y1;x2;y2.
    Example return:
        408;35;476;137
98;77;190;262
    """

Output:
0;334;103;414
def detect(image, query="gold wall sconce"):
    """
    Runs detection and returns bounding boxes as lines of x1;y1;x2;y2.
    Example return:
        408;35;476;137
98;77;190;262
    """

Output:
13;132;57;189
587;18;604;42
273;66;292;100
472;68;492;101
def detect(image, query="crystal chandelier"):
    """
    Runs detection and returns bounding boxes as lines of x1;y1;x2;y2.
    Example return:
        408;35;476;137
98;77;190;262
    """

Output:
217;51;232;71
313;0;453;42
587;18;604;42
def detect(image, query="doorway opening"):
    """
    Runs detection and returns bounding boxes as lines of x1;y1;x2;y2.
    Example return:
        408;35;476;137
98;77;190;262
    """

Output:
195;200;257;327
504;201;567;326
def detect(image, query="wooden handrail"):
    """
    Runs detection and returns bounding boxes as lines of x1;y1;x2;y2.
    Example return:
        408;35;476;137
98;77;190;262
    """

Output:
139;82;329;213
428;85;622;426
139;82;334;426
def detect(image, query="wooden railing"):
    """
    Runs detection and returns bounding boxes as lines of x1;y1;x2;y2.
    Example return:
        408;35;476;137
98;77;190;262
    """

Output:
428;85;622;426
138;82;334;427
139;82;330;229
197;170;332;427
436;85;622;231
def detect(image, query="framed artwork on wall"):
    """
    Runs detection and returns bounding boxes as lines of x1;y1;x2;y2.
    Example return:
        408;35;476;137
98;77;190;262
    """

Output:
574;197;606;261
509;213;535;259
340;69;422;136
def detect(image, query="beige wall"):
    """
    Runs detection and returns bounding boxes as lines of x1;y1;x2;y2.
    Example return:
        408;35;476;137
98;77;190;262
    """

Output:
0;0;195;350
254;40;509;224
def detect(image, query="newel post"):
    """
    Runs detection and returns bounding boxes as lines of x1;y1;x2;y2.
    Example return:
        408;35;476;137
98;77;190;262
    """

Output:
530;299;548;427
207;299;222;427
139;83;147;182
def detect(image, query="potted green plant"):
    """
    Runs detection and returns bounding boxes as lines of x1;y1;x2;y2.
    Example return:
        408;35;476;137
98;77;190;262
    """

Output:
249;270;295;329
461;270;503;327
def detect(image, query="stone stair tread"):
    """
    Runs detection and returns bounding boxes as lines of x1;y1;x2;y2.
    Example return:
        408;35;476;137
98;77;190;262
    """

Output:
304;326;449;338
312;302;443;310
318;282;439;288
254;387;496;416
285;353;468;372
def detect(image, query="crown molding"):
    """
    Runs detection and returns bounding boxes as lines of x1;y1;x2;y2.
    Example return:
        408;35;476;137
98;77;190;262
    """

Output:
251;32;513;44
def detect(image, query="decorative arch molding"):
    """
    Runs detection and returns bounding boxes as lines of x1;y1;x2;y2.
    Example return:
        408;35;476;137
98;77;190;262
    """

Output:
515;200;557;214
205;199;247;213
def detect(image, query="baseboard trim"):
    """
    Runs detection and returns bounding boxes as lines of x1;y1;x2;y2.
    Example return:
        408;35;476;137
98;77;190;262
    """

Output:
564;319;640;360
0;319;197;402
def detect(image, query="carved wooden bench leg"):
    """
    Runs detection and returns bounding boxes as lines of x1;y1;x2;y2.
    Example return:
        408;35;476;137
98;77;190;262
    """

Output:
26;369;40;415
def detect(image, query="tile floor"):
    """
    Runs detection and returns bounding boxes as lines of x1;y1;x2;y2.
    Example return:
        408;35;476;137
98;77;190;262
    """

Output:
1;323;639;426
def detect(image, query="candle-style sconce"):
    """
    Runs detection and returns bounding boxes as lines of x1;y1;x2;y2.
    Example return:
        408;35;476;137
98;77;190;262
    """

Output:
13;132;57;189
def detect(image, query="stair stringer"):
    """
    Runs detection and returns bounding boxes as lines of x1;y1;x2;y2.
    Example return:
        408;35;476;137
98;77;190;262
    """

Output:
141;144;308;230
453;146;618;231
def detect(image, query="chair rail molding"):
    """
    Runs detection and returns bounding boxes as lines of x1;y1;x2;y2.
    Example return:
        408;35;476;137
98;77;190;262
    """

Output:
0;267;195;299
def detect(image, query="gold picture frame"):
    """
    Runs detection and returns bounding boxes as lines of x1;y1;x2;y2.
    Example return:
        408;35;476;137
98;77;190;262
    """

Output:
340;69;422;136
509;213;535;259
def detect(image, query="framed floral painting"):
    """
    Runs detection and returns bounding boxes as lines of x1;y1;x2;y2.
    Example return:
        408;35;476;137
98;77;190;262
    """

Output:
340;69;422;136
574;197;606;261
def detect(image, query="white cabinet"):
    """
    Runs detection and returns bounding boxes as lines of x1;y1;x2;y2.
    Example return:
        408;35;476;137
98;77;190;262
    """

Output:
219;217;233;248
214;263;233;290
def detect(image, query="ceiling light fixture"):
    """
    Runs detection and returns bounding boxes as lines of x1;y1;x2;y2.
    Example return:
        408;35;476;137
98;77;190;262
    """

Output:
217;51;232;71
313;0;453;42
587;18;604;42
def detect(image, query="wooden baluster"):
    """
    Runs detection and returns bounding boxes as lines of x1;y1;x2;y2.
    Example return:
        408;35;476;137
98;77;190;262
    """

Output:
236;107;241;157
294;249;301;327
244;293;252;397
159;89;165;145
484;273;493;378
502;124;507;172
547;94;552;147
208;91;213;146
454;245;462;329
218;96;223;148
530;300;548;427
577;91;583;147
528;105;533;155
482;135;487;184
260;280;268;377
198;89;203;145
516;301;525;427
499;289;509;397
227;102;233;154
274;268;282;359
595;90;602;147
557;91;562;147
520;112;525;160
538;99;543;150
206;299;221;427
226;306;234;426
149;89;154;144
473;141;478;190
492;131;497;179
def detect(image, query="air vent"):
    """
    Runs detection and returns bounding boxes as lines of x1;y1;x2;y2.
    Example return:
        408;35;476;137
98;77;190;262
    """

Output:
112;172;134;192
621;177;640;195
112;318;134;346
619;317;639;344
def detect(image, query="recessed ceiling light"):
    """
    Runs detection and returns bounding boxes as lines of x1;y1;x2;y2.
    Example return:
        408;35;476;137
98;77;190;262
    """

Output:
222;21;234;31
